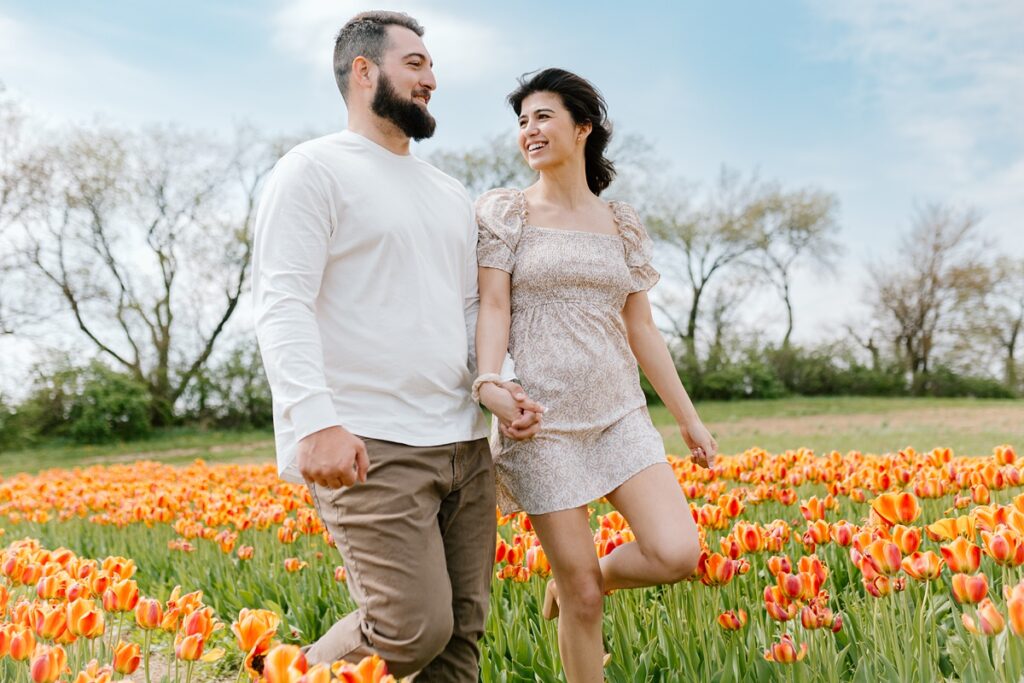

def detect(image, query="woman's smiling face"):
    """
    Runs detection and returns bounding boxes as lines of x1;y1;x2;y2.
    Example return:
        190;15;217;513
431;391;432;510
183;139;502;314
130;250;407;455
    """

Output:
517;91;589;171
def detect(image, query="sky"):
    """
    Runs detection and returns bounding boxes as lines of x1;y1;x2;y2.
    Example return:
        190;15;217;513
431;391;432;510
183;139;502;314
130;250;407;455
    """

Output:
1;0;1022;378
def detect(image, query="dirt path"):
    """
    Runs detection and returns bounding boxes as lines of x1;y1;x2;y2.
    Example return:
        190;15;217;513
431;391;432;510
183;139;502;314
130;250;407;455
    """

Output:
659;404;1024;439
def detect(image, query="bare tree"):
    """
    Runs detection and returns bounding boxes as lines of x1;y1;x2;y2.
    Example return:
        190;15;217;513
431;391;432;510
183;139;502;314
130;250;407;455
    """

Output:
755;187;842;347
643;168;766;370
0;84;33;334
11;123;283;423
958;256;1024;390
868;204;989;392
428;133;535;196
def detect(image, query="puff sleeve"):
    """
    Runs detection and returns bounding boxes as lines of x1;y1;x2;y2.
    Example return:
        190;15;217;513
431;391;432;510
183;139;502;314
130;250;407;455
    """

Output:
614;201;660;292
475;188;524;274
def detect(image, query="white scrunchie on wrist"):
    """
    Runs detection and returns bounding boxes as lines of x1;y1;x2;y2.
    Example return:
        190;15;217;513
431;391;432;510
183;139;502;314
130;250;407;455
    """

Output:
471;373;503;403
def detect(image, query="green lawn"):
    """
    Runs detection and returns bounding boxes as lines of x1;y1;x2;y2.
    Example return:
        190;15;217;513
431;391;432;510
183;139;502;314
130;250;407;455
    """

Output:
1;397;1021;476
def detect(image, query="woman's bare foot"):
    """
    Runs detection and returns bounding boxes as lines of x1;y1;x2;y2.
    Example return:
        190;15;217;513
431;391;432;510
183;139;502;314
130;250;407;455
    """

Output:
542;579;560;620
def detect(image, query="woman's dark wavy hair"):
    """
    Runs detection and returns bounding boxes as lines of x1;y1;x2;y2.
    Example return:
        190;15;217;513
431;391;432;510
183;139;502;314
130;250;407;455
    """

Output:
507;68;615;196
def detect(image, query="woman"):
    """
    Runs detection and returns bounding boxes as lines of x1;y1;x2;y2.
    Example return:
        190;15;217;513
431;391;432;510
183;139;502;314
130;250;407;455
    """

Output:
473;68;718;682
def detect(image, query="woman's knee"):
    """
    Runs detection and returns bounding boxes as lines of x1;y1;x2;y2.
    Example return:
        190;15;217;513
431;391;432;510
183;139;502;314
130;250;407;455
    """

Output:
649;529;701;582
557;570;605;622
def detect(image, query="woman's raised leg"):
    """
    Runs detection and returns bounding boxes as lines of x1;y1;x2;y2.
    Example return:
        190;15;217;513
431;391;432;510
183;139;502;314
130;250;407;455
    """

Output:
601;462;701;590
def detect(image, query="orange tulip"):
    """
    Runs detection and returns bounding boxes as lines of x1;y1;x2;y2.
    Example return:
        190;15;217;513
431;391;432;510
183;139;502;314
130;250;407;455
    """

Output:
35;603;69;641
962;598;1005;636
100;556;136;580
181;606;216;641
699;553;736;587
102;578;139;613
331;654;396;683
830;521;856;547
300;663;334;683
861;539;902;576
69;659;114;683
777;572;816;602
767;555;792;577
800;496;826;522
36;573;68;601
134;598;163;630
927;515;975;542
891;525;922;555
871;492;921;528
160;606;182;632
232;608;280;657
262;644;308;683
803;520;830;546
797;555;829;592
66;599;105;639
30;644;67;683
1006;585;1024;636
980;529;1022;566
972;484;991;505
951;573;988;604
718;494;744;518
283;558;307;573
901;551;944;581
526;546;551;576
237;545;255;561
10;625;36;661
717;610;748;631
940;537;982;574
174;632;204;661
735;522;764;553
763;634;807;663
764;586;798;622
112;641;141;675
864;576;893;599
801;602;839;631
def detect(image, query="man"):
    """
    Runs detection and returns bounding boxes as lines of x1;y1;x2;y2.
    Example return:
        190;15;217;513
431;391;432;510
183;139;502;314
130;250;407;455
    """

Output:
252;10;541;681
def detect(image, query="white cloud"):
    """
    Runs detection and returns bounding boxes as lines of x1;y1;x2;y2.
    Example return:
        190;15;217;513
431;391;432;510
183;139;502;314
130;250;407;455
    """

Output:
806;0;1024;250
808;0;1024;173
0;12;162;125
270;0;515;87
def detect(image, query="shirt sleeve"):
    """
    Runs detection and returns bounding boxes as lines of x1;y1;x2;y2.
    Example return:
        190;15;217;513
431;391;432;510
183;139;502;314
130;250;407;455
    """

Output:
252;151;341;441
616;202;661;293
475;189;522;274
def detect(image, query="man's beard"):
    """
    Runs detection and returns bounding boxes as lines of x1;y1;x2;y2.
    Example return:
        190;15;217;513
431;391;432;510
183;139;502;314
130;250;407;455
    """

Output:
371;72;436;141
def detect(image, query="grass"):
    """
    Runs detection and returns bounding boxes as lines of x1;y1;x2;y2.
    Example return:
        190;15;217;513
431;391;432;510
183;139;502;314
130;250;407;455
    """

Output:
0;427;273;476
1;396;1021;476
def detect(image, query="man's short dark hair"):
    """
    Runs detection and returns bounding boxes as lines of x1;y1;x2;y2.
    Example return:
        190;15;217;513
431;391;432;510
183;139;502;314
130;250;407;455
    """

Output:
333;11;425;101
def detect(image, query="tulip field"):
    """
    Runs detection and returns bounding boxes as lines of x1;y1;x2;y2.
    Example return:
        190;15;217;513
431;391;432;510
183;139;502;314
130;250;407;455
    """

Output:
1;441;1024;682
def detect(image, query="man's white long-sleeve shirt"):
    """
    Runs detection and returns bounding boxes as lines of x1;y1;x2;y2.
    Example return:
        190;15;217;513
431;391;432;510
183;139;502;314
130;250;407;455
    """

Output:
252;129;505;483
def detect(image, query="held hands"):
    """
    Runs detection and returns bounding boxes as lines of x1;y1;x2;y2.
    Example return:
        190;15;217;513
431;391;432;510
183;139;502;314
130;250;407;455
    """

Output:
480;381;545;440
681;419;718;469
297;425;369;489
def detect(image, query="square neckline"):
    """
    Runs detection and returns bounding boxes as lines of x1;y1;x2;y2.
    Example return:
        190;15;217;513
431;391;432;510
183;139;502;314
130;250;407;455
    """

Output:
515;189;624;239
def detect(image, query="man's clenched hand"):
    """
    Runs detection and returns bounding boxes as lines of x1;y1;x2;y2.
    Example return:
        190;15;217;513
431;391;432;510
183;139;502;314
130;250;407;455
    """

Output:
297;425;369;488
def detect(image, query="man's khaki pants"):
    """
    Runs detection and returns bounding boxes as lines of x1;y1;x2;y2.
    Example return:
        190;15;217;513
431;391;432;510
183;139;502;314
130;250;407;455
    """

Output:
304;437;496;681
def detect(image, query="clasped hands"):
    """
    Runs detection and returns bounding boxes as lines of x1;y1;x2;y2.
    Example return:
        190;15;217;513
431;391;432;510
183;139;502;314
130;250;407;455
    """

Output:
298;382;543;490
478;381;544;440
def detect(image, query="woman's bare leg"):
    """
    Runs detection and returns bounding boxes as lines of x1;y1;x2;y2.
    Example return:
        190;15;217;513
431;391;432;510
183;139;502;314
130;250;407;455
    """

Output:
529;506;605;683
600;462;701;590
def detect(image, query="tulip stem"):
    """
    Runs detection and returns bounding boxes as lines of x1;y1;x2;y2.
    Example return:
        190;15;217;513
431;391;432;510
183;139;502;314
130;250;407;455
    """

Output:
143;628;152;683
